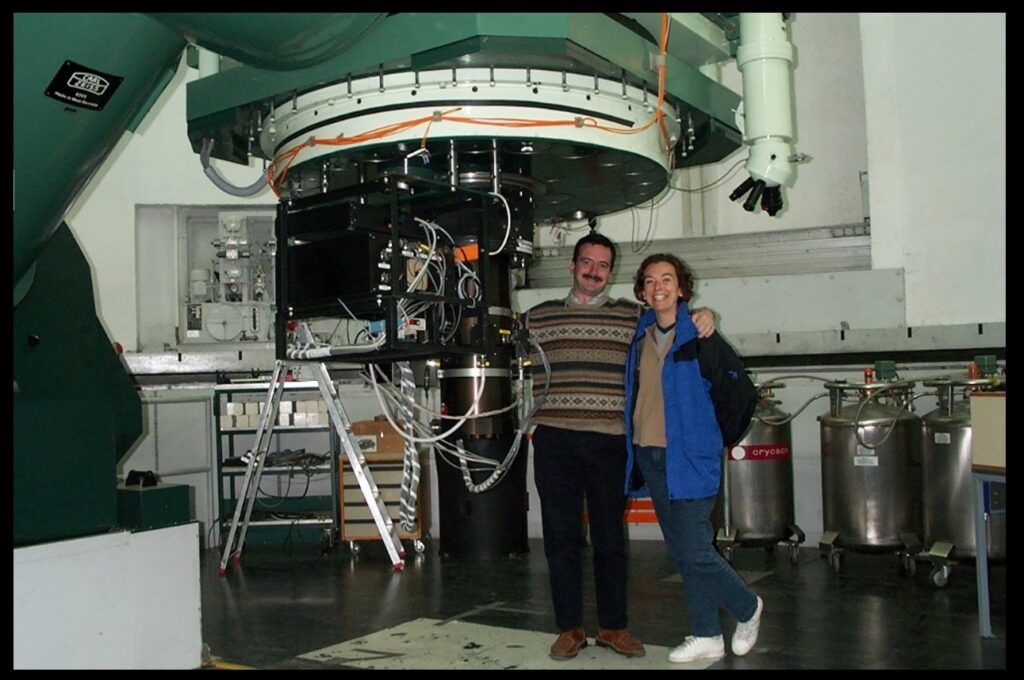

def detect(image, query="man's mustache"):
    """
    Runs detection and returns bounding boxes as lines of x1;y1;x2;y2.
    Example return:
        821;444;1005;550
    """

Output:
583;274;603;282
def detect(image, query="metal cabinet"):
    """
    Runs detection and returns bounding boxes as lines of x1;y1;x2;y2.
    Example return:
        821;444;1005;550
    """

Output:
339;455;426;554
214;381;339;550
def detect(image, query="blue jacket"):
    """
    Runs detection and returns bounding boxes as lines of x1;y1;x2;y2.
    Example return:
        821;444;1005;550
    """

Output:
623;303;724;500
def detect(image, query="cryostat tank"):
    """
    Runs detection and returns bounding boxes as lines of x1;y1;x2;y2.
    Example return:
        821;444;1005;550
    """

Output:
714;382;804;563
921;377;1006;562
818;378;922;572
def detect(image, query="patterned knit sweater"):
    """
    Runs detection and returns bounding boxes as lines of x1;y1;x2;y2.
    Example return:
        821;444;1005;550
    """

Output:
526;297;641;435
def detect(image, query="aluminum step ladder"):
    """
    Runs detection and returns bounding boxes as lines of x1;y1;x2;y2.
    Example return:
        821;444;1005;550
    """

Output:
218;360;405;575
311;361;405;569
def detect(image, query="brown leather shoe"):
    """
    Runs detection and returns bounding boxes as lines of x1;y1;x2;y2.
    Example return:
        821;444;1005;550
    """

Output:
549;628;588;660
596;628;646;657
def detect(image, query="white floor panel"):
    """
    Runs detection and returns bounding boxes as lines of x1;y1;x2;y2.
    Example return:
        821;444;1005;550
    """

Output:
300;617;718;670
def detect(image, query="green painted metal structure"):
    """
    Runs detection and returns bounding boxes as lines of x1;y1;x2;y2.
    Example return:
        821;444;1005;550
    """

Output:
181;13;741;168
14;225;143;546
13;13;186;297
13;12;386;547
149;13;387;71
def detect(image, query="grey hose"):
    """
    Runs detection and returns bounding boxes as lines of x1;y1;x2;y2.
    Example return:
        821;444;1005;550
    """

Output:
200;138;268;197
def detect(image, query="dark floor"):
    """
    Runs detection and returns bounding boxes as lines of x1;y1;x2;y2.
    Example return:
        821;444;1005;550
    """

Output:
200;536;1005;670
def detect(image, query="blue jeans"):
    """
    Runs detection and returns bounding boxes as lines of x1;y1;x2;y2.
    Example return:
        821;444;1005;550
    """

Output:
635;446;757;637
534;425;628;631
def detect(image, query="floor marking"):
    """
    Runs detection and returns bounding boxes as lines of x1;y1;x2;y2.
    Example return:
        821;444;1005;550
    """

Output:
299;617;718;669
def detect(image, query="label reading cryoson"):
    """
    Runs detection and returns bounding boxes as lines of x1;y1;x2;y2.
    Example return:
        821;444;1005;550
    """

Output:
853;456;879;467
45;60;124;110
729;444;791;461
934;432;951;444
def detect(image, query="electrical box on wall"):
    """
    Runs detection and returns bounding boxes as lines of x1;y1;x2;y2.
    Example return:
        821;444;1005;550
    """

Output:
178;210;276;345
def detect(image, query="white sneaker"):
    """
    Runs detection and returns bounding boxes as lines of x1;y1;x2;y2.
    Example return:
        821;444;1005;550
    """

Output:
731;596;764;656
668;635;725;663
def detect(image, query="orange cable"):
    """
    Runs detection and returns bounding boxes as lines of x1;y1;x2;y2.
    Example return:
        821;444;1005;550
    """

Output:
265;48;683;191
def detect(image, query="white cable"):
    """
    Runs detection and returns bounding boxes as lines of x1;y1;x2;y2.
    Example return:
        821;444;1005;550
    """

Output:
285;334;385;359
368;362;486;443
396;217;446;335
402;221;437;303
434;444;502;471
487;192;513;256
371;364;520;419
419;425;499;467
458;268;480;301
458;432;524;493
366;345;544;495
417;218;456;246
450;339;552;493
286;326;384;356
395;361;421;532
375;404;492;464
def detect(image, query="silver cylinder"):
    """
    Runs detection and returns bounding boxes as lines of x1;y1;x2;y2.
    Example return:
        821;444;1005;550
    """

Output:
438;362;512;438
713;387;795;543
921;379;1006;559
818;381;922;550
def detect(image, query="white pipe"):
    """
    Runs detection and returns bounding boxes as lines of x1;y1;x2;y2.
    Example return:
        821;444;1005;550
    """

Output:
736;13;797;188
197;47;220;78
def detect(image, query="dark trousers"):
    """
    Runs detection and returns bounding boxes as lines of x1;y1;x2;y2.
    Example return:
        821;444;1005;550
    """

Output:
533;424;628;631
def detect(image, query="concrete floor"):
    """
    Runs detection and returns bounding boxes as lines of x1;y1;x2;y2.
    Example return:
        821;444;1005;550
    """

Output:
200;536;1005;670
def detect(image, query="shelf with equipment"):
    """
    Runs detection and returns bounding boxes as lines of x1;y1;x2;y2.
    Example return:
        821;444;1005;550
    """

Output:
214;380;339;550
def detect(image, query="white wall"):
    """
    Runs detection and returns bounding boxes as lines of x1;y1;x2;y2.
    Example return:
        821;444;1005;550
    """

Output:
701;12;870;236
861;13;1005;326
539;13;1005;331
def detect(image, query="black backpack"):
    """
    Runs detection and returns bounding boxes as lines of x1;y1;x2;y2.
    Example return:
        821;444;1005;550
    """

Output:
672;333;758;448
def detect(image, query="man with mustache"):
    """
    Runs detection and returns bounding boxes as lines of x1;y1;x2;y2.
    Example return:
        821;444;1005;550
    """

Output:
526;232;716;660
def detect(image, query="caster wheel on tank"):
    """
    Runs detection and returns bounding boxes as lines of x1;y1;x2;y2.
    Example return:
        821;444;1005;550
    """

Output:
929;565;951;588
900;552;917;577
722;545;735;564
349;541;361;555
789;543;800;565
413;539;426;554
828;550;843;574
